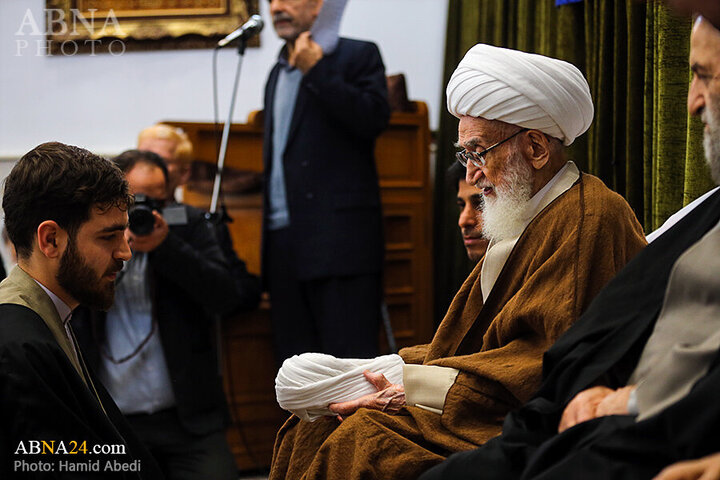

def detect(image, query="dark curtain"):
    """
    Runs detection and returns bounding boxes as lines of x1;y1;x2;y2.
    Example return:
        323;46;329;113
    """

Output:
433;0;716;322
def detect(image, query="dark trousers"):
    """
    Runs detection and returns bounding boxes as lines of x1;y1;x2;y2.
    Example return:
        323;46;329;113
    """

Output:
267;229;381;366
126;409;237;480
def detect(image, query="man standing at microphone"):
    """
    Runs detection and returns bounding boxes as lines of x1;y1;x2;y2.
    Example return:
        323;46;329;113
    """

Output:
262;0;390;365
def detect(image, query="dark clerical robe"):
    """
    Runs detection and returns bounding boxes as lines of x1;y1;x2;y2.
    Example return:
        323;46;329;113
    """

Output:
420;188;720;480
0;267;162;478
269;173;647;480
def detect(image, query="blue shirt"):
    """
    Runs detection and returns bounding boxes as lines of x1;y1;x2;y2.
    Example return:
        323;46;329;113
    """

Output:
98;253;176;415
267;52;303;230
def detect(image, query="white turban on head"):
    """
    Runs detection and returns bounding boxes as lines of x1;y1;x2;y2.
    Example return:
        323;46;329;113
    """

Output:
447;44;594;146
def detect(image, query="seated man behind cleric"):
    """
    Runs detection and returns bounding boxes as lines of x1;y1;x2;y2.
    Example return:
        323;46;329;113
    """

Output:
73;150;243;479
0;142;161;478
420;17;720;480
268;45;647;480
449;161;489;263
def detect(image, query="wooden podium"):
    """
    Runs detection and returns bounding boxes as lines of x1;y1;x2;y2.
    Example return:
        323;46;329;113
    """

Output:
165;101;433;470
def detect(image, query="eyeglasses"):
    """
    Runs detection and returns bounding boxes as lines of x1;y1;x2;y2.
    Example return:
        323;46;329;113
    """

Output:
456;128;528;168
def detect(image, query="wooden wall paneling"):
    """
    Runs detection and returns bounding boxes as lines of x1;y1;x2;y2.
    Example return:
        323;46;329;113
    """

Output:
381;197;434;347
220;306;285;470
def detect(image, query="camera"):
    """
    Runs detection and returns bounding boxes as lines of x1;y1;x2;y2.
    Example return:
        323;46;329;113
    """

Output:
129;194;163;235
129;194;188;235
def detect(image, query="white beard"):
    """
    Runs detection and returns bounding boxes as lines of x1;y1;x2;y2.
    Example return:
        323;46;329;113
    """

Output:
702;95;720;185
481;153;534;242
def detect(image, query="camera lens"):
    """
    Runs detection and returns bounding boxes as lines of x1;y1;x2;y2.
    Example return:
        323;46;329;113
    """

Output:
129;205;155;235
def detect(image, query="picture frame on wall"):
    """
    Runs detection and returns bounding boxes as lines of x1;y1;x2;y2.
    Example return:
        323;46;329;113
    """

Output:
45;0;259;54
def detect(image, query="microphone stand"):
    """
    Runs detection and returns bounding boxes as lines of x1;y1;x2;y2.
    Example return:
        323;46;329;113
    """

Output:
209;38;248;374
209;36;249;220
209;35;265;469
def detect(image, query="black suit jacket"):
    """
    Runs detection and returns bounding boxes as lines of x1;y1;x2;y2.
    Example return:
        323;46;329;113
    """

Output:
262;37;390;280
76;204;259;436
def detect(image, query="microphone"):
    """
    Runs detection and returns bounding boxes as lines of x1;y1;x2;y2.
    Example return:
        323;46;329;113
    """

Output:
217;15;264;48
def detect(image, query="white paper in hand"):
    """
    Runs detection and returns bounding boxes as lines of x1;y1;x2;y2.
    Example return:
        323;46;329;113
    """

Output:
310;0;348;54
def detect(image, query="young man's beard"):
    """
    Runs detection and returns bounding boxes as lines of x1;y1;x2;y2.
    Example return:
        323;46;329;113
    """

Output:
481;152;534;242
56;236;122;311
703;93;720;185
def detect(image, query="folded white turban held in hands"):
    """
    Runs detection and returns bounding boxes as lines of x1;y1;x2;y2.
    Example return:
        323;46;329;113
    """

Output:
446;44;594;146
275;353;405;422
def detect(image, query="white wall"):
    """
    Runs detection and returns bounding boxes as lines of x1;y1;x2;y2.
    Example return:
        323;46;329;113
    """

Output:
0;0;448;158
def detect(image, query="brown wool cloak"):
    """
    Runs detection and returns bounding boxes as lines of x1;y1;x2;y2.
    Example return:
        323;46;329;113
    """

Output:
269;173;647;480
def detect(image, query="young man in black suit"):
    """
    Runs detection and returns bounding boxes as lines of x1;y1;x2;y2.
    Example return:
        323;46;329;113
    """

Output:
0;142;162;478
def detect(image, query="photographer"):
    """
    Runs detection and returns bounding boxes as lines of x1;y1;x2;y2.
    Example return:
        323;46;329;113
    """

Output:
136;123;260;315
74;150;242;480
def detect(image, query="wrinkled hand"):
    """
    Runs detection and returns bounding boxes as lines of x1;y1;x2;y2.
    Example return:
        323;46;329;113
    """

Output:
558;386;614;433
328;370;405;420
290;31;323;74
653;453;720;480
595;385;635;418
125;211;169;252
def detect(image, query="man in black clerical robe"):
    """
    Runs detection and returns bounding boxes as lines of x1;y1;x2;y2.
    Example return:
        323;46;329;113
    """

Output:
0;142;162;478
420;15;720;480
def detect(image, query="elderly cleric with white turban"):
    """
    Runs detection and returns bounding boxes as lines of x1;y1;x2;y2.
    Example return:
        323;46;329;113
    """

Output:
447;43;595;247
265;42;647;480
